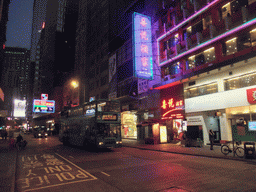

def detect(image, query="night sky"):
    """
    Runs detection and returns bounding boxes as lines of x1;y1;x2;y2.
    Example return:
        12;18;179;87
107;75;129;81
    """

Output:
5;0;33;49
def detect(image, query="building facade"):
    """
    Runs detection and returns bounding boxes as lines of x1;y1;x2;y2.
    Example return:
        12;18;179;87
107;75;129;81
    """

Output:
153;0;256;144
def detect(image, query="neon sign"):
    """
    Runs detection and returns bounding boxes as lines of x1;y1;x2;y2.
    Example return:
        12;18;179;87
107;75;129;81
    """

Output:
33;99;55;113
161;98;184;119
133;12;153;80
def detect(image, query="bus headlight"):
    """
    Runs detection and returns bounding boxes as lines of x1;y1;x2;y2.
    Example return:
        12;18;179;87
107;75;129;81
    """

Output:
116;141;122;144
38;133;41;136
45;133;48;136
99;142;104;145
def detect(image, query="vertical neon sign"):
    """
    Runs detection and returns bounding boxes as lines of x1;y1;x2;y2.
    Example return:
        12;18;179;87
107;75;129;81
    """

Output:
133;12;153;80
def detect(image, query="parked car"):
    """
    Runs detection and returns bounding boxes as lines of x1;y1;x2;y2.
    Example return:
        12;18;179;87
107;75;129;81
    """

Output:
33;128;48;138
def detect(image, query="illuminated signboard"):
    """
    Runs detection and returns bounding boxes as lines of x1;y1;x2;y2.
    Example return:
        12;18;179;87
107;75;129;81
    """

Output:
133;12;153;80
41;93;48;100
14;100;26;117
33;99;55;113
102;114;117;121
161;98;184;119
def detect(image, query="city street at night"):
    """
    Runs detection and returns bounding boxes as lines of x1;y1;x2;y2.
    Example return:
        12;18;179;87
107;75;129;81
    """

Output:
14;134;256;192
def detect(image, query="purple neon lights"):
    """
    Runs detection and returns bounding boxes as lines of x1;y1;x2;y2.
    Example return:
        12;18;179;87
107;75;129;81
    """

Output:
159;18;256;67
158;0;220;41
133;12;153;80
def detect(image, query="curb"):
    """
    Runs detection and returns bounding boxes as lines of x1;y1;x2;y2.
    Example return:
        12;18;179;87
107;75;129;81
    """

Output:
122;145;256;163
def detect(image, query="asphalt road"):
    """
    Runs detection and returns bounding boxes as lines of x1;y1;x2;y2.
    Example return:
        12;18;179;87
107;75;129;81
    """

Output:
15;134;256;192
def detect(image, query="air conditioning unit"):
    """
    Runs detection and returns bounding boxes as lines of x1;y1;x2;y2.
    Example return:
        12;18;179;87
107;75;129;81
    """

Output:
164;75;171;81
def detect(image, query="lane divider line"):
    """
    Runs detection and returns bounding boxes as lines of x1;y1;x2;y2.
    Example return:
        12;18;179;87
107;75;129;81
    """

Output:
101;172;110;177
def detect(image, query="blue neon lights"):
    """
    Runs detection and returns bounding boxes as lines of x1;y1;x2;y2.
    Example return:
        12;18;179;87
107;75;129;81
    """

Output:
133;12;153;80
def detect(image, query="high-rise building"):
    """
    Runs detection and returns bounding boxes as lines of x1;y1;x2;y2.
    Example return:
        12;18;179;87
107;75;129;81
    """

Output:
33;0;78;101
0;0;11;87
2;47;32;118
31;0;78;126
153;0;256;145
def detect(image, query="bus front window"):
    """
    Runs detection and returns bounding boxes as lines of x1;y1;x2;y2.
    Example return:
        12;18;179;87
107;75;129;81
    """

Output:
97;124;121;138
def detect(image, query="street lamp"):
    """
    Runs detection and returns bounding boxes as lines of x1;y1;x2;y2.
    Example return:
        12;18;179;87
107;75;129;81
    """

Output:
70;80;79;106
71;81;79;88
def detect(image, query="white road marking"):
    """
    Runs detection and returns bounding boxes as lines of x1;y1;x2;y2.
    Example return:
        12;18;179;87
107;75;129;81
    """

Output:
101;172;110;177
55;153;97;179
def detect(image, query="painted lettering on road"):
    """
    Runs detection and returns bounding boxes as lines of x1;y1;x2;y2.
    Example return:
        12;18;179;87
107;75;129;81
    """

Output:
17;153;97;192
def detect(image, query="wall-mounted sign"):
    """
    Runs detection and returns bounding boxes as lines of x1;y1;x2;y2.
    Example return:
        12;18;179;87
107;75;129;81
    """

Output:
41;93;48;100
33;100;55;113
161;98;184;119
14;100;26;117
138;79;149;94
247;88;256;104
102;114;117;121
133;12;153;80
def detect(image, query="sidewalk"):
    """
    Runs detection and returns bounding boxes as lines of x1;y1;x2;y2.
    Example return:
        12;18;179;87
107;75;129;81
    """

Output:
0;138;17;192
122;139;256;163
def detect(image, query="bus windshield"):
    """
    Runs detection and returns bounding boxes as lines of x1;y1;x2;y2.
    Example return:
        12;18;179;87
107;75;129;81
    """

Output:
97;101;120;112
96;123;121;138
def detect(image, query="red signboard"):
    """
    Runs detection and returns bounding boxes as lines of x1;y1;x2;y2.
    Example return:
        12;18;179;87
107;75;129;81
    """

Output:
161;98;184;120
247;88;256;104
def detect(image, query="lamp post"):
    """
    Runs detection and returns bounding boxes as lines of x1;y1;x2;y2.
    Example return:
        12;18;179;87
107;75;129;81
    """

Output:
70;80;79;106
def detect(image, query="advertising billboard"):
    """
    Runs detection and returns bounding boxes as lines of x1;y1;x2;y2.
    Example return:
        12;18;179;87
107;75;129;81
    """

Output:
133;12;153;80
33;99;55;113
13;100;26;117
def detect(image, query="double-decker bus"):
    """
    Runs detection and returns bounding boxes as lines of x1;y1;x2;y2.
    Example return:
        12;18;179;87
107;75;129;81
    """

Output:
59;99;122;149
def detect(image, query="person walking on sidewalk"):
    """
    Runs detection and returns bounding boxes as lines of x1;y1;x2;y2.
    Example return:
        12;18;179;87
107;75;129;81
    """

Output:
209;129;215;150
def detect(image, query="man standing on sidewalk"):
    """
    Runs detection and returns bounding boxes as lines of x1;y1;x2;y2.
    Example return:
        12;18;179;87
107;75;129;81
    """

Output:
209;129;215;150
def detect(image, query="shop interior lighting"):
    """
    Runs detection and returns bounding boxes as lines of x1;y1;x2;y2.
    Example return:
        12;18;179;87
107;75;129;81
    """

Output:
159;18;256;67
250;28;256;33
226;37;237;43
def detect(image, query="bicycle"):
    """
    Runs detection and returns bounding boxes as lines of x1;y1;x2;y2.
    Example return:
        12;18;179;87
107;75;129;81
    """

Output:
221;141;244;158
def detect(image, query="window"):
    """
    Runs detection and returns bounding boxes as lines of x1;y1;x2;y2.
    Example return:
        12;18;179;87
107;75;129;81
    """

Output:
221;2;231;19
187;55;195;69
184;82;218;98
250;28;256;46
225;37;237;55
203;15;212;30
225;73;256;90
169;62;181;75
203;47;215;63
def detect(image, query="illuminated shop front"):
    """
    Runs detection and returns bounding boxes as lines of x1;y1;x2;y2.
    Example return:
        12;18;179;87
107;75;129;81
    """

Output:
160;84;186;143
121;111;138;139
185;86;256;145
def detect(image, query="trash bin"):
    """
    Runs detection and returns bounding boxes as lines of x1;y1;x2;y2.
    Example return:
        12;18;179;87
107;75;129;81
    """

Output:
244;142;255;159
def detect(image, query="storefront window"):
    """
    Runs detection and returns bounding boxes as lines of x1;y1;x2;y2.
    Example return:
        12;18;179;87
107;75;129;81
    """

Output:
121;111;137;139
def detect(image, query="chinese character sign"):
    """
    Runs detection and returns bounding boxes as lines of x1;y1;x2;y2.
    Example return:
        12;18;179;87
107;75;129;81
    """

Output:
161;98;184;119
133;12;153;80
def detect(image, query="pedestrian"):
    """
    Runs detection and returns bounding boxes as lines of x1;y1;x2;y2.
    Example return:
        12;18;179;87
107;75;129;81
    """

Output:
3;130;7;139
209;129;215;150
